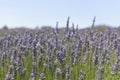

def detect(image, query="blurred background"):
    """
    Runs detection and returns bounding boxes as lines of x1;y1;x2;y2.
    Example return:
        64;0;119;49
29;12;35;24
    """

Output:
0;0;120;29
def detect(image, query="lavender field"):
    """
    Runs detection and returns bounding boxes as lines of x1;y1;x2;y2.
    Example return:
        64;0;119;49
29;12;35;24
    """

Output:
0;19;120;80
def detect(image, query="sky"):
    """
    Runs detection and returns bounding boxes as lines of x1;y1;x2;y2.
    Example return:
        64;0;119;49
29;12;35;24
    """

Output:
0;0;120;29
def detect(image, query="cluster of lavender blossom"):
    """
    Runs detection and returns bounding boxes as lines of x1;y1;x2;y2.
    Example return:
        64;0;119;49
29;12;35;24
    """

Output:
0;17;120;80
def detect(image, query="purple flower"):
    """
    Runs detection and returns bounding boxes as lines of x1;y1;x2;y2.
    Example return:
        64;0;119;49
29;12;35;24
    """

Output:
40;73;45;80
5;73;12;80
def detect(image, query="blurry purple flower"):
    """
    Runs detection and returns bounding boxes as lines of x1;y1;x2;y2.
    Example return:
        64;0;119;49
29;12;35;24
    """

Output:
5;73;12;80
40;73;45;80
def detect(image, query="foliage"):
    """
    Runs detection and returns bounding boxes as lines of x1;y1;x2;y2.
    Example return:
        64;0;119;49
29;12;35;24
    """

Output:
0;20;120;80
